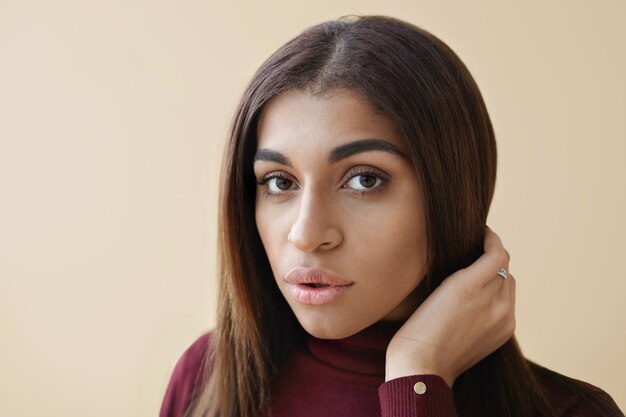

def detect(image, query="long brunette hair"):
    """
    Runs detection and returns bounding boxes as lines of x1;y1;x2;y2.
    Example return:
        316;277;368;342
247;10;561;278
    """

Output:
190;15;563;417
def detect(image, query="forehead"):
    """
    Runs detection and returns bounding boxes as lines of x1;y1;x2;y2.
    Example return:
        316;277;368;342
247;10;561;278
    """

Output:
256;88;406;153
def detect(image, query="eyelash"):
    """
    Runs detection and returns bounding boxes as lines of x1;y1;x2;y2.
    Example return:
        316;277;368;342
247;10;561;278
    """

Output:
255;173;292;199
255;167;390;199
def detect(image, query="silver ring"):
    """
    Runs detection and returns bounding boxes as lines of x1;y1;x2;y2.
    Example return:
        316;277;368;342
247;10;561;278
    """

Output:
497;268;508;280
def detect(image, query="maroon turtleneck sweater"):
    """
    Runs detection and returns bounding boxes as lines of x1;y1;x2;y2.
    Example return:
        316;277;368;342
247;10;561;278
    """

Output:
160;321;622;417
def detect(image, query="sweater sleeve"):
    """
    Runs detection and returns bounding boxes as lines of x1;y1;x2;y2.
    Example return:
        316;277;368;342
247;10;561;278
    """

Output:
159;333;212;417
378;375;458;417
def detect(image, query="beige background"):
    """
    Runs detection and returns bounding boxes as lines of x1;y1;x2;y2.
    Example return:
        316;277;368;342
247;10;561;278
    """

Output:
0;1;624;416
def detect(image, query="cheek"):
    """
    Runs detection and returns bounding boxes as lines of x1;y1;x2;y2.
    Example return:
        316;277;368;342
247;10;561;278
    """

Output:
349;198;427;281
367;225;426;277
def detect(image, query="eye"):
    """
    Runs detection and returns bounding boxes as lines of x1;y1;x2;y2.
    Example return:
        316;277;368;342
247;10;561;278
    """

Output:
267;176;295;192
343;167;390;193
256;172;299;197
346;174;382;190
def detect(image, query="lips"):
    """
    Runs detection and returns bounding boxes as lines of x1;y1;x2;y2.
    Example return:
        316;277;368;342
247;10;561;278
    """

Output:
284;266;354;305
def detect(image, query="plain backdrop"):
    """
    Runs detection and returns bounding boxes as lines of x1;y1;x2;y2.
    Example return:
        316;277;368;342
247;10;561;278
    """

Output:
0;1;624;416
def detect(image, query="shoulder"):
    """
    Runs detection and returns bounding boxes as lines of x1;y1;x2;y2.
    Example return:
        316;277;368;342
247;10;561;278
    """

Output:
159;331;214;417
529;361;624;417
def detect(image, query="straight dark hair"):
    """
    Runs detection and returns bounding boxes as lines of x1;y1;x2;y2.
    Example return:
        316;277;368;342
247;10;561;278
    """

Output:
186;15;615;417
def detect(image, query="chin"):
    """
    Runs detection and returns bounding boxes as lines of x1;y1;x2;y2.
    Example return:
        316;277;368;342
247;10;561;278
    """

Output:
296;311;377;340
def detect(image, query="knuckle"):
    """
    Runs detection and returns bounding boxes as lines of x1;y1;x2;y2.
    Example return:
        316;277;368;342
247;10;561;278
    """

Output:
491;249;509;270
496;249;509;267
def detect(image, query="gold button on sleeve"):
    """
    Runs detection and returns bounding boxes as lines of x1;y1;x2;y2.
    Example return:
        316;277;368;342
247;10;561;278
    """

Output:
413;381;427;395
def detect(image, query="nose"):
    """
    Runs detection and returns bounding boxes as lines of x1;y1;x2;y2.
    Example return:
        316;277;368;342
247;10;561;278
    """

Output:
288;189;343;253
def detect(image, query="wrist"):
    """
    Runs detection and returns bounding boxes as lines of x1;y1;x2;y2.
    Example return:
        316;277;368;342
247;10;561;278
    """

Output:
385;353;455;387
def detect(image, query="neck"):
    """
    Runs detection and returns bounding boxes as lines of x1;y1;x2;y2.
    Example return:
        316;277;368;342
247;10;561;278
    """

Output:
305;319;404;376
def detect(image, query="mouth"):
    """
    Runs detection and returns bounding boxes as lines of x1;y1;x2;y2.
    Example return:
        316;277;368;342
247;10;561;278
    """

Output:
284;266;353;286
306;283;330;288
284;266;354;305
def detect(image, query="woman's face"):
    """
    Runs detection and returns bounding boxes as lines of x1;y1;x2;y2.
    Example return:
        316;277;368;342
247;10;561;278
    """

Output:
254;88;428;339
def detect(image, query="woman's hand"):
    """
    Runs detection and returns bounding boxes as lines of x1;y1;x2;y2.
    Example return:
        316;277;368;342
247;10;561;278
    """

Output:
385;227;516;387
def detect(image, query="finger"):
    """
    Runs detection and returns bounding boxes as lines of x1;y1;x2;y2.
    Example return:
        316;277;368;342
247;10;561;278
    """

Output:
448;228;509;288
483;226;502;252
507;273;516;307
501;273;516;335
485;272;515;331
483;268;509;295
484;228;510;261
479;228;510;287
484;270;514;296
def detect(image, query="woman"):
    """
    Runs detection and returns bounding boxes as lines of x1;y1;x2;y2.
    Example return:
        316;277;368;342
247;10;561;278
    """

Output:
160;15;622;417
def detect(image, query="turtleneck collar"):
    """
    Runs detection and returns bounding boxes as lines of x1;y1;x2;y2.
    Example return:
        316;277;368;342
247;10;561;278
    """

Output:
305;320;404;376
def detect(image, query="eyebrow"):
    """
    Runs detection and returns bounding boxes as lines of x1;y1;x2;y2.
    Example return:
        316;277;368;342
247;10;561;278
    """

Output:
329;139;405;163
253;148;291;165
254;138;405;166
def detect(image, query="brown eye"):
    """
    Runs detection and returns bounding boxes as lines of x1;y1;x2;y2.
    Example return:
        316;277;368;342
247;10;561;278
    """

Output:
274;177;293;191
264;176;295;193
346;174;383;190
358;175;377;188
